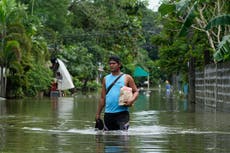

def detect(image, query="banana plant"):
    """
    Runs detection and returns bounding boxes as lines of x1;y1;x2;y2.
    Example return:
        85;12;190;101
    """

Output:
213;35;230;62
205;14;230;62
158;0;230;63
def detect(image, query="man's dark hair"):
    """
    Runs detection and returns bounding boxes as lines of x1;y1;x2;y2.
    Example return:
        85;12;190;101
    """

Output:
109;55;121;63
109;55;123;69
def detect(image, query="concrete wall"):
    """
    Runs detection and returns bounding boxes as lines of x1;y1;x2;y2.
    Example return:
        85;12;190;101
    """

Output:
195;62;230;112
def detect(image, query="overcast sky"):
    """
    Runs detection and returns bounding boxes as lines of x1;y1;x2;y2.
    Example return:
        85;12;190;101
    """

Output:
147;0;161;12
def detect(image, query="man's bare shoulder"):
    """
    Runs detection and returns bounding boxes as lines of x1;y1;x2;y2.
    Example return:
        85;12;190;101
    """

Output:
124;74;135;84
125;74;133;79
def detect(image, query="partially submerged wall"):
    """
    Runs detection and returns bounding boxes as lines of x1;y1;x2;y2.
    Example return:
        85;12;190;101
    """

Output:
195;62;230;112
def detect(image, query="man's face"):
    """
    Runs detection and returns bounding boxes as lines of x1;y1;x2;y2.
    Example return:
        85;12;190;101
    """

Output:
109;60;120;72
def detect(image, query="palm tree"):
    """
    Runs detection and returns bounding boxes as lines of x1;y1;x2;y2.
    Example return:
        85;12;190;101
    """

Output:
0;40;21;96
0;0;26;97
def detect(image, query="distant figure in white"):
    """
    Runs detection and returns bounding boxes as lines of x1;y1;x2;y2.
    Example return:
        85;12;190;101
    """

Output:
56;59;74;96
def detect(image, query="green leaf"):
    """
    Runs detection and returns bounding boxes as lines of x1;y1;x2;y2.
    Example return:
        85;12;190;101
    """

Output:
214;35;230;62
158;3;176;16
178;1;198;37
175;0;190;12
205;14;230;30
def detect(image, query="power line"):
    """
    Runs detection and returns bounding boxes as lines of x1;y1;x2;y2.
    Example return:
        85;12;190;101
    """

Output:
62;29;158;38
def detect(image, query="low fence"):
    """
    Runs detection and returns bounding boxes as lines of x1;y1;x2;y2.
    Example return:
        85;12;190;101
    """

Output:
195;62;230;112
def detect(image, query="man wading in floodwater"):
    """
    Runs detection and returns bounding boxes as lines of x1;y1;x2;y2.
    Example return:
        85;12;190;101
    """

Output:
95;55;139;131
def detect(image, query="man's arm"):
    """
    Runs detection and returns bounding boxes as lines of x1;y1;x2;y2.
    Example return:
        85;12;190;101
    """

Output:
96;78;106;120
124;75;139;106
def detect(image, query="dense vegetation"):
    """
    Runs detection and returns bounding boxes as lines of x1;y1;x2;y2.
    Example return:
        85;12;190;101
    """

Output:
0;0;229;98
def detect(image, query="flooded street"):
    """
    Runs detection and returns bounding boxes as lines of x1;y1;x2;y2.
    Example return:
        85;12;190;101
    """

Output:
0;90;230;153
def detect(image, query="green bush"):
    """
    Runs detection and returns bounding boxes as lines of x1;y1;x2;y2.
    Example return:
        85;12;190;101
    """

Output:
25;64;53;97
73;77;83;90
87;80;99;90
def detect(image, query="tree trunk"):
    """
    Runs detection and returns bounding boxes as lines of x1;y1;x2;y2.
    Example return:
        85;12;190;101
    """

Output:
82;78;89;91
0;67;6;97
188;57;196;103
204;49;212;65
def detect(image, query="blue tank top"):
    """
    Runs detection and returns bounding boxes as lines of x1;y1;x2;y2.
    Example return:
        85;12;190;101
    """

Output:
105;73;128;113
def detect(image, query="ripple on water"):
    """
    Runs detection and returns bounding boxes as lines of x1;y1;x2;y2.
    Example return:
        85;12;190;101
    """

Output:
21;109;230;136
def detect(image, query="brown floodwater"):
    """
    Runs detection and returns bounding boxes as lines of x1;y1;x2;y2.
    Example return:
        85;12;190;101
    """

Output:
0;90;229;153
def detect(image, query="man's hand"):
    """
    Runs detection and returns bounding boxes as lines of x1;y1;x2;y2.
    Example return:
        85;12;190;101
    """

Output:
124;100;133;107
95;114;100;120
